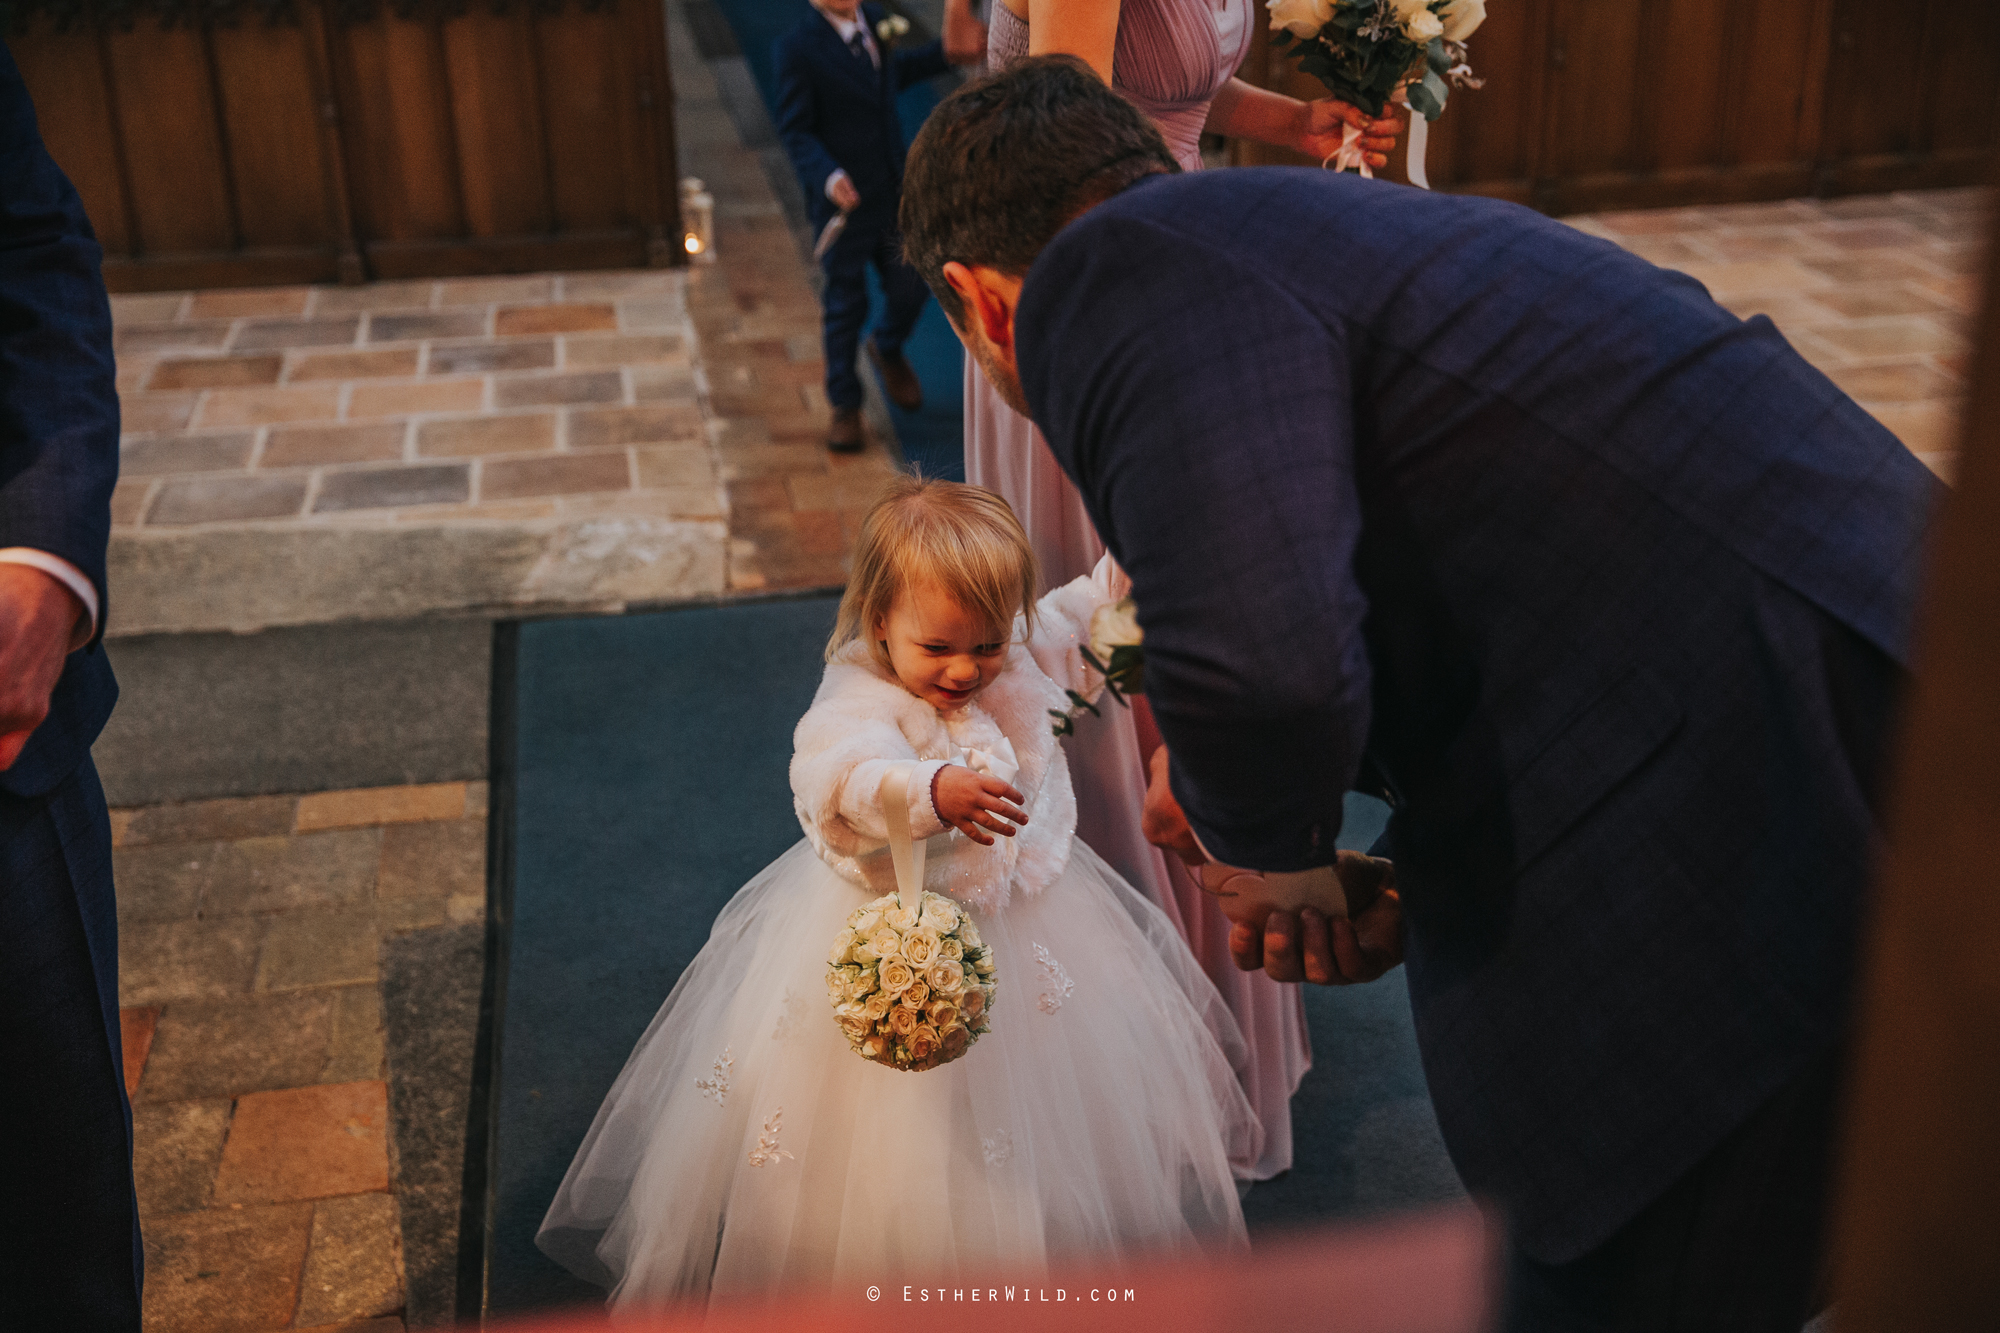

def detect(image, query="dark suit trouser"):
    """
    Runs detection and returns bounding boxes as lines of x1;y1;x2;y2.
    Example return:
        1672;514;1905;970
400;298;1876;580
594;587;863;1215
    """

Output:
820;208;930;411
0;758;144;1331
1505;1045;1840;1333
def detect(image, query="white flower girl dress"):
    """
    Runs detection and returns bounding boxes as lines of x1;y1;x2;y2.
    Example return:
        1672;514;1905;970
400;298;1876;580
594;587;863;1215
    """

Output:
537;560;1258;1306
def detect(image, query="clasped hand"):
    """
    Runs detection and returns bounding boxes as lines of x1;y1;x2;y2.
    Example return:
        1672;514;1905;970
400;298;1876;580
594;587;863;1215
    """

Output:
1295;99;1405;171
1141;745;1404;985
0;564;86;771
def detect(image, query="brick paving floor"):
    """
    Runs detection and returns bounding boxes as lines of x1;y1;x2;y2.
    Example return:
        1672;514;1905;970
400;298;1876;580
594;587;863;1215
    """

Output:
115;783;486;1332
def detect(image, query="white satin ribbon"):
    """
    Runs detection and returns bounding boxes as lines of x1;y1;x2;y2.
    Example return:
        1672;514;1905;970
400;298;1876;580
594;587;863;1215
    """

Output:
1324;121;1373;177
880;763;927;919
1401;93;1431;190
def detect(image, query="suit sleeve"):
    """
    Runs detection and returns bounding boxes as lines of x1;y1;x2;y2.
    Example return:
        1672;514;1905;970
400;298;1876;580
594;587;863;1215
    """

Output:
1019;213;1371;872
772;35;845;200
0;45;118;647
892;37;950;90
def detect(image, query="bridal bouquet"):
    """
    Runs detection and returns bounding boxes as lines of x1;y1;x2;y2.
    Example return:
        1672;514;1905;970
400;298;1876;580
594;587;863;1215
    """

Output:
1052;598;1146;737
828;890;997;1072
1267;0;1486;176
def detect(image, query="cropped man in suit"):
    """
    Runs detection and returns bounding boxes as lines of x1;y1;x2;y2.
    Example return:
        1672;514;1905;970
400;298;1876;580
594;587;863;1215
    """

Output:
900;60;1939;1330
774;0;956;451
0;43;139;1331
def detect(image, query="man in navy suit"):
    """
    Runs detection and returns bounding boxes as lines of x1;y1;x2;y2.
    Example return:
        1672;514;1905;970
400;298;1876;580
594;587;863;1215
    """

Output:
901;60;1939;1330
0;43;139;1330
774;0;956;451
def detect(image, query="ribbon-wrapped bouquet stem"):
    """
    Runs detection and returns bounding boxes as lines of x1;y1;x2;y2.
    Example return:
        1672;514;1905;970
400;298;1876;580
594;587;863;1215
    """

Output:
1267;0;1487;182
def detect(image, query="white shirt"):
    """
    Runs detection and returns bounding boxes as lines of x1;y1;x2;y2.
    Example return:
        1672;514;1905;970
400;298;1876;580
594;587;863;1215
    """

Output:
816;7;880;204
0;548;97;648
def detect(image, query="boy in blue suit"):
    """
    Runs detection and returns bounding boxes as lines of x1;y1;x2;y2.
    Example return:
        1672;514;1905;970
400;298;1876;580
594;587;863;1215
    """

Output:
774;0;959;450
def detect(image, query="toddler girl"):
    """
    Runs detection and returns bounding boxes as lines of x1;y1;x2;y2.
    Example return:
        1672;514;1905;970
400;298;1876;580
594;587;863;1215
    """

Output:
538;476;1255;1305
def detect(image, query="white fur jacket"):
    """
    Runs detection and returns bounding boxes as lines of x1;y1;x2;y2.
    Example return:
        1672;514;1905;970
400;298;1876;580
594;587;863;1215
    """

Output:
791;555;1128;913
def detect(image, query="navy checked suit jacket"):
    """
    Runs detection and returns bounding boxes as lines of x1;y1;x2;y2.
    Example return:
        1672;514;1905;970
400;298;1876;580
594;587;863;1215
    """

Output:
1015;169;1940;1262
773;6;949;231
0;44;119;803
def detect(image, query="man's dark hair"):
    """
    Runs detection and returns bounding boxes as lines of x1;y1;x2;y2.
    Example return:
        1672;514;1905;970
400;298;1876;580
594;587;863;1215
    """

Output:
900;56;1180;327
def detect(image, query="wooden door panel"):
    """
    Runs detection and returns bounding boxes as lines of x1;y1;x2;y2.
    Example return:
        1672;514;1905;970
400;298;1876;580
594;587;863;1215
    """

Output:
1649;0;1731;171
12;29;133;256
209;24;331;248
537;7;632;231
1730;0;1829;167
442;10;552;238
103;23;234;254
1542;0;1645;178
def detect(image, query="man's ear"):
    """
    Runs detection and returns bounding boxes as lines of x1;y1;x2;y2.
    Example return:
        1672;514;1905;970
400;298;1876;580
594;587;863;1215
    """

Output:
941;261;1015;356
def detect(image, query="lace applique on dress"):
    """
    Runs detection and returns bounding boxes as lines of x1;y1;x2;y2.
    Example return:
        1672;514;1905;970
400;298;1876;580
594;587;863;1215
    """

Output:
982;1129;1013;1166
771;988;810;1042
1033;943;1074;1015
748;1108;795;1167
695;1048;733;1104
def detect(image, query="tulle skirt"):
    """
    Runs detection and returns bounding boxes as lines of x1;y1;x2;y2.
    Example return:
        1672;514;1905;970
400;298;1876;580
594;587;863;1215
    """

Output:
537;839;1257;1308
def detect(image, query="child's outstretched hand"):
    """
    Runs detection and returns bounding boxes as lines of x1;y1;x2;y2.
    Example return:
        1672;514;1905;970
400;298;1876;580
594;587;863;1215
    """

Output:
932;765;1028;846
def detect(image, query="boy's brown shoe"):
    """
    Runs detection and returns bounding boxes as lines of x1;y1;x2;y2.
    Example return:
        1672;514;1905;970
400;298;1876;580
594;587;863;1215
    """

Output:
827;406;864;453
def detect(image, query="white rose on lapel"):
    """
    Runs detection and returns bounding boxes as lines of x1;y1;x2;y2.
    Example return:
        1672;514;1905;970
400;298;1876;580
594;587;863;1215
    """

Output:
875;12;910;44
1441;0;1486;40
1266;0;1333;39
1404;8;1443;41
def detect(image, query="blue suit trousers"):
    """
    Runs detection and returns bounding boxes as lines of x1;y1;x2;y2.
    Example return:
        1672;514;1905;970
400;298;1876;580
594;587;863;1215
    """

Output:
0;758;143;1330
820;208;930;412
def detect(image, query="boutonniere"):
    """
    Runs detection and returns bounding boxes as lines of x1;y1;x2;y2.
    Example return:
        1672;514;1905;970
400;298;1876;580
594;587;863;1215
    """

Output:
875;12;911;44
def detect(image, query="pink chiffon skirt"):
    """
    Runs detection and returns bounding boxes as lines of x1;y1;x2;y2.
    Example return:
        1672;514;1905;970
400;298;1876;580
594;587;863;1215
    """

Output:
964;359;1311;1181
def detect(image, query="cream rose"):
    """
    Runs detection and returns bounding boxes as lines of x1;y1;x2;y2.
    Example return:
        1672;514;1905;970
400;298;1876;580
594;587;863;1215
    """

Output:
866;926;902;961
850;907;884;937
862;1033;888;1061
1087;597;1142;664
1440;0;1484;40
887;1005;919;1037
959;987;986;1021
940;1023;971;1060
834;1003;872;1039
1405;8;1442;41
901;927;941;967
957;918;983;950
1266;0;1332;39
927;999;959;1030
908;1023;941;1064
846;966;878;999
863;990;894;1021
936;936;963;962
884;903;918;932
827;929;856;967
878;958;916;993
926;959;965;995
971;950;996;976
918;896;959;933
900;979;931;1010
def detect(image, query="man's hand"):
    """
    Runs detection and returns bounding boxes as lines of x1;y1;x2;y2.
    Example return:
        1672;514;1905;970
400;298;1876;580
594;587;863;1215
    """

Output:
1229;853;1404;985
1142;744;1208;865
827;173;862;213
0;563;85;771
932;764;1028;846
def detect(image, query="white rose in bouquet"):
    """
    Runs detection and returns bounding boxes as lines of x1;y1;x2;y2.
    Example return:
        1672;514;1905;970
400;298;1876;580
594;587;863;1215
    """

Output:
884;903;919;932
887;1006;919;1037
1266;0;1332;39
901;979;932;1010
972;950;997;976
879;958;917;993
1441;0;1485;40
846;966;877;999
960;987;986;1022
834;1003;872;1039
866;926;902;961
958;918;983;950
828;929;857;967
850;906;884;937
1405;8;1443;41
907;1023;942;1065
937;936;963;962
902;927;941;967
927;959;965;996
918;895;959;932
940;1023;971;1059
863;991;894;1021
927;999;960;1029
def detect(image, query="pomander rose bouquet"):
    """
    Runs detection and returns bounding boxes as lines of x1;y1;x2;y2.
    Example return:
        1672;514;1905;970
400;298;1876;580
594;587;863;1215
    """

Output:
828;889;997;1072
1051;597;1146;737
1267;0;1486;175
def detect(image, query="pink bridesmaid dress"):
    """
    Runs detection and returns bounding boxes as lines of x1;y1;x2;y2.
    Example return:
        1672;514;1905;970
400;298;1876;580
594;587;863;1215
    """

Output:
966;0;1310;1182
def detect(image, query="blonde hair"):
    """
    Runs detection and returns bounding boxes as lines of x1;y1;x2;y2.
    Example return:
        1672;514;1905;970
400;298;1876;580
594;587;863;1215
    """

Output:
829;474;1039;670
